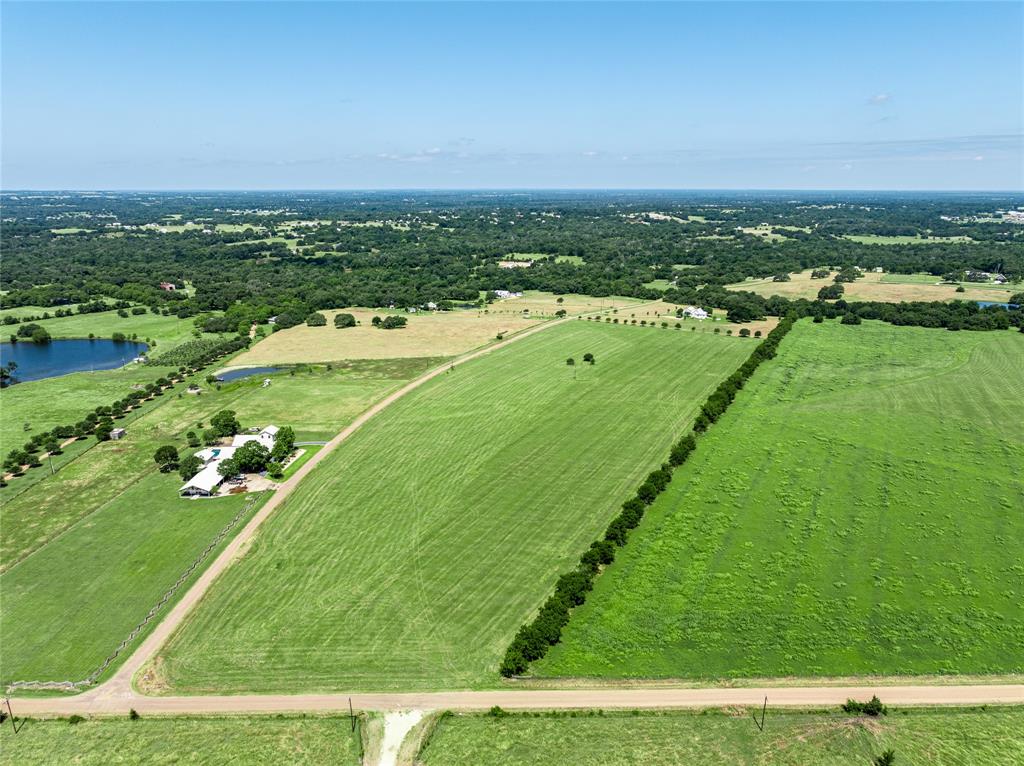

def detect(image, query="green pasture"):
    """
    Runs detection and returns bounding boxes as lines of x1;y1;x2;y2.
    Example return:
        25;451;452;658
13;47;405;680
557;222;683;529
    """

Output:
880;273;1020;291
538;320;1024;679
0;715;363;764
1;480;265;684
155;322;751;693
18;310;213;350
419;707;1024;766
1;360;438;684
0;363;175;460
842;234;973;245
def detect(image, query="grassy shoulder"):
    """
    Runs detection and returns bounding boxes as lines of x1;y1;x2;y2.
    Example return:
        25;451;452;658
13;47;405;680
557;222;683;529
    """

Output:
0;714;365;765
536;320;1024;680
153;321;751;694
417;706;1024;766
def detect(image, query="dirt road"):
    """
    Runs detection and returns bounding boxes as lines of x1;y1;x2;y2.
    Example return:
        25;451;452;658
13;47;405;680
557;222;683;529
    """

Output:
11;684;1024;717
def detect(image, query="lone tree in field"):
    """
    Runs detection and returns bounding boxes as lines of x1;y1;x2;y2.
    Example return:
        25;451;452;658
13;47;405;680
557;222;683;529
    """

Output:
153;445;179;472
378;315;408;330
305;312;327;327
334;313;357;329
582;353;595;365
566;357;575;366
371;315;382;327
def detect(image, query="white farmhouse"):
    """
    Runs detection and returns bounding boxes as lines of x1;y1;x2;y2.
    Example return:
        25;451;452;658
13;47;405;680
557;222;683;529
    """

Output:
180;426;278;497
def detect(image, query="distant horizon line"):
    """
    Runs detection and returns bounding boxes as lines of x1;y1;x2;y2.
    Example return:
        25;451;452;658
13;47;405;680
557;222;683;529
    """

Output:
3;187;1023;195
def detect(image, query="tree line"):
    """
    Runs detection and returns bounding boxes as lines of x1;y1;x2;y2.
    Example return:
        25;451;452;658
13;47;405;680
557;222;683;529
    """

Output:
499;315;798;677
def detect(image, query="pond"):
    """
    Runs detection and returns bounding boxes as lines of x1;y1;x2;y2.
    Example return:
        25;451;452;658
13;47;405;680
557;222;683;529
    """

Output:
0;338;149;383
214;366;285;383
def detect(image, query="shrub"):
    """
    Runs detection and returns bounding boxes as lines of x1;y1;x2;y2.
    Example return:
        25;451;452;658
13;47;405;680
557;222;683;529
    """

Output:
843;696;887;716
334;312;357;329
378;315;408;330
68;715;85;725
129;708;140;721
305;312;327;327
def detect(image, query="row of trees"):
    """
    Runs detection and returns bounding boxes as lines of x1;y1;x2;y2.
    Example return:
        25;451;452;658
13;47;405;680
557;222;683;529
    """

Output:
499;316;797;677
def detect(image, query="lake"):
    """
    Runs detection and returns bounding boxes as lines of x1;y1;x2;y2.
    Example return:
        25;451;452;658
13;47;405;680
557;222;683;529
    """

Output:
215;366;285;382
0;339;149;383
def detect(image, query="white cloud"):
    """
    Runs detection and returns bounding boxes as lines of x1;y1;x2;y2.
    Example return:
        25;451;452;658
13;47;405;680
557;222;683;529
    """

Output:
867;93;892;106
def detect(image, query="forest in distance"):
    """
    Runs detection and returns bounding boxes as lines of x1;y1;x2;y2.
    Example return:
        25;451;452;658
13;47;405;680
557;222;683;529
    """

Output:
2;191;1022;336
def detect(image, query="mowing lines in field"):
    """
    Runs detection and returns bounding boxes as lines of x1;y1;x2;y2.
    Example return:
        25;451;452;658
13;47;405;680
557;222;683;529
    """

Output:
154;322;751;692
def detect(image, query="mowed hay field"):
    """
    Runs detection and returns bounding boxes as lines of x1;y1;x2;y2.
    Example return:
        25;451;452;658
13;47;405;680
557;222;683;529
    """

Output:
229;308;541;365
418;707;1024;766
153;322;751;692
0;715;363;765
537;320;1024;680
728;269;1019;303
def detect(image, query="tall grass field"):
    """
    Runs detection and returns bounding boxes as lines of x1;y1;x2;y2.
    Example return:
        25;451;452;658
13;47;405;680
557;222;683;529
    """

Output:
154;322;751;692
536;320;1024;679
418;707;1024;766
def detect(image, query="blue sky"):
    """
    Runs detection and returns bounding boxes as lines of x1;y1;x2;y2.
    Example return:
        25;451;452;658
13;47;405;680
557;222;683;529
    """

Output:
2;1;1021;190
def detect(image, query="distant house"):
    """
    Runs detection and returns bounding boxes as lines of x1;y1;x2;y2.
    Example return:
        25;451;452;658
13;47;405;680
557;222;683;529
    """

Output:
159;282;176;291
261;378;272;388
993;274;1008;284
682;306;709;320
873;267;884;273
493;290;523;299
267;315;278;325
110;427;126;440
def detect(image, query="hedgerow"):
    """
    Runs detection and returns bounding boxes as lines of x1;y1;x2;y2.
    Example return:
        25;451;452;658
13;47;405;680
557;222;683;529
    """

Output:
499;314;797;677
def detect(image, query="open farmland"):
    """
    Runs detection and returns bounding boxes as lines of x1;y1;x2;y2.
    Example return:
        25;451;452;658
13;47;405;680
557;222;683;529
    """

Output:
537;320;1024;680
1;359;436;686
228;308;541;365
151;322;751;693
0;715;364;765
418;706;1024;766
728;269;1020;303
228;295;648;366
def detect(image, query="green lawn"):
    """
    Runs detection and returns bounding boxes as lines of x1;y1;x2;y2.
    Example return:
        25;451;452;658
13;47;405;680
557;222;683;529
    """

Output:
0;715;363;764
418;707;1024;766
1;360;439;685
154;323;751;693
537;321;1024;680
